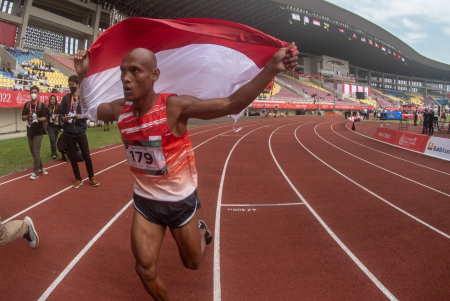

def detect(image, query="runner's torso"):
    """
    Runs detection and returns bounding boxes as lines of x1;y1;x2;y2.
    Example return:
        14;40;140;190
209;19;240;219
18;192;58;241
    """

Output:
118;93;198;202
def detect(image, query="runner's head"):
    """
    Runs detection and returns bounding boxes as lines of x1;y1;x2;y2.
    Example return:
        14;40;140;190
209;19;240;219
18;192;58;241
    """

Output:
120;48;160;102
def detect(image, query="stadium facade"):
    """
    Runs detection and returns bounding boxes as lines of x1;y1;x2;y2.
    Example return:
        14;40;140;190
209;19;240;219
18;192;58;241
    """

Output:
0;0;449;133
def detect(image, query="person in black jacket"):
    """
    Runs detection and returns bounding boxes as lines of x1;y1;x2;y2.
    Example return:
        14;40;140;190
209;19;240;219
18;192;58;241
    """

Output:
46;95;61;159
414;108;418;126
422;108;429;135
428;108;434;135
60;75;99;188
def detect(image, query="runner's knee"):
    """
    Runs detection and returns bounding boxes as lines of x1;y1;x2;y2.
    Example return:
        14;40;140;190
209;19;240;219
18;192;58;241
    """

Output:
135;261;158;281
182;257;202;270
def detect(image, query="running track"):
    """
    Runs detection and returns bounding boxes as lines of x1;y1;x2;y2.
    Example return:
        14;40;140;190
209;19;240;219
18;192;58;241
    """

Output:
1;116;449;301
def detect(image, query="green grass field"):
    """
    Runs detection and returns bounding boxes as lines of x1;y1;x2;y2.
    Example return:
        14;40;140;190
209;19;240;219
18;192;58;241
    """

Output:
0;124;200;177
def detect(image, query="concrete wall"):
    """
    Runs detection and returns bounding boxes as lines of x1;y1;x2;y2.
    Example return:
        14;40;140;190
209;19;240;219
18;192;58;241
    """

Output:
0;107;27;134
0;46;18;70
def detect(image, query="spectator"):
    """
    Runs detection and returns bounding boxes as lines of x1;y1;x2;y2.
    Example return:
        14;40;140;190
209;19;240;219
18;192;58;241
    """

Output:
104;121;110;131
21;86;48;179
60;75;99;188
46;94;61;159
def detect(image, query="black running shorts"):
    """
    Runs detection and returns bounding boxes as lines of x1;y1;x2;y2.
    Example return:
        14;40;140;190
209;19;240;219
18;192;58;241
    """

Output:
133;190;201;228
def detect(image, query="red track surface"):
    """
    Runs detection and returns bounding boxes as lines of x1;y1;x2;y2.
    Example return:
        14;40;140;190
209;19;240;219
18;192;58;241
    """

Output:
1;117;450;301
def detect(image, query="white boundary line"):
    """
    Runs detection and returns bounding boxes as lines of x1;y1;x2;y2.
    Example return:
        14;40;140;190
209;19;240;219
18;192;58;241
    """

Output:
1;159;127;224
331;122;450;176
37;199;134;301
345;122;450;162
315;123;450;197
0;144;123;186
294;124;450;240
269;122;398;301
214;121;300;301
189;119;262;136
222;203;304;207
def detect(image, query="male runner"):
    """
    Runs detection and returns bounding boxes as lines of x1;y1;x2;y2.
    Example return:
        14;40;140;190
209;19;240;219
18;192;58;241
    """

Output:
74;44;298;300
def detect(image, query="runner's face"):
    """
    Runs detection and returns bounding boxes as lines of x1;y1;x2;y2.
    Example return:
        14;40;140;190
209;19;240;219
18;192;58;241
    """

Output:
120;54;159;102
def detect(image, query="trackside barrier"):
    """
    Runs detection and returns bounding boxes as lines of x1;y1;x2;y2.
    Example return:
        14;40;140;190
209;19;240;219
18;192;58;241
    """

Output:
374;127;430;153
423;137;450;161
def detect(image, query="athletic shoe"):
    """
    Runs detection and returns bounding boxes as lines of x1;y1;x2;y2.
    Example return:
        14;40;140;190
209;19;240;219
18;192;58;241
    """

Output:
52;155;57;159
73;179;83;188
23;216;39;249
198;220;213;245
41;168;48;175
30;172;39;180
89;177;100;187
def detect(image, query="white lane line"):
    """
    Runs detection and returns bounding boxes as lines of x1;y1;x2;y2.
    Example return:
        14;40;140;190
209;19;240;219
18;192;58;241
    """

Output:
270;123;398;301
315;123;450;197
37;199;134;301
0;144;123;186
294;124;450;240
214;121;301;301
1;160;127;224
222;203;304;207
190;119;262;136
333;122;450;176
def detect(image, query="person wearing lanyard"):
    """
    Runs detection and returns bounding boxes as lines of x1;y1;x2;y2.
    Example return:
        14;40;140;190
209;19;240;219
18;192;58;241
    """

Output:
46;94;61;159
21;85;48;180
59;75;99;188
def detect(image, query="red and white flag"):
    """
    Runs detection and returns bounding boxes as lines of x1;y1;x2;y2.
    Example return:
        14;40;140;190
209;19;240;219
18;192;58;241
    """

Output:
313;19;320;26
80;18;292;128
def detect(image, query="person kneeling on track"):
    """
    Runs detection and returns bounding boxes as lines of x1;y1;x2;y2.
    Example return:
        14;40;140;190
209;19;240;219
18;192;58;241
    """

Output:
74;42;298;300
0;214;39;249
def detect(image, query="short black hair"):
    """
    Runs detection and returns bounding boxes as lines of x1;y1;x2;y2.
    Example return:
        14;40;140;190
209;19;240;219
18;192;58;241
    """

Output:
30;85;39;93
68;75;78;84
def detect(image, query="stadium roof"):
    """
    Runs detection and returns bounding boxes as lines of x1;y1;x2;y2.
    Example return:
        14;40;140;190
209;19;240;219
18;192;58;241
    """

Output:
88;0;450;81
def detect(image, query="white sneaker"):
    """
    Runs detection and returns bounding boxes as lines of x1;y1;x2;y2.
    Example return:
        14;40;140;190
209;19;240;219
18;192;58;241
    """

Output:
23;216;39;249
30;172;39;180
41;168;48;175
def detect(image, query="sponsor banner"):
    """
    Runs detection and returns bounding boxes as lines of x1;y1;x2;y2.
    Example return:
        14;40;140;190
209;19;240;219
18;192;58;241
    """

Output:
402;113;422;120
374;127;397;144
252;102;374;111
374;127;430;152
385;111;402;119
0;90;66;108
395;131;430;152
424;137;450;161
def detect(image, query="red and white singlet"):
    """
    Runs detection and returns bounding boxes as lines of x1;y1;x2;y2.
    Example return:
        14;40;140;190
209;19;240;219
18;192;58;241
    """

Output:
118;93;198;202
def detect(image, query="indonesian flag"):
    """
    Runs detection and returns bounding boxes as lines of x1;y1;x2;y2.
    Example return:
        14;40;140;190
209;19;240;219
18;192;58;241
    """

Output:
313;19;320;26
339;28;345;33
382;46;386;51
80;18;292;128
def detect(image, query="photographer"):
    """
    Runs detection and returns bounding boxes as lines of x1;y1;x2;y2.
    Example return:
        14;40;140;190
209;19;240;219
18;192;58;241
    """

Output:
46;95;61;159
60;75;99;188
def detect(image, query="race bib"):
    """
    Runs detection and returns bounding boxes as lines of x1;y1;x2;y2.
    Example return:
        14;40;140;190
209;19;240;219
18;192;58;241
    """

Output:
124;136;168;176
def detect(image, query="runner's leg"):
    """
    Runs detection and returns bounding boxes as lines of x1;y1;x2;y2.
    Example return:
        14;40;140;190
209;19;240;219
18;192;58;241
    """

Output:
131;211;169;301
170;212;206;270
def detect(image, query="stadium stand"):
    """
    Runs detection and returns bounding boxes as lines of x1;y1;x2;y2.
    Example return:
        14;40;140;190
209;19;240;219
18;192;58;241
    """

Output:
257;82;305;102
383;90;407;104
409;93;424;106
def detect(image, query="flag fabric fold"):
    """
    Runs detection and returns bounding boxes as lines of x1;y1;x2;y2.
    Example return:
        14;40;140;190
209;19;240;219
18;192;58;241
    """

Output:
80;18;291;125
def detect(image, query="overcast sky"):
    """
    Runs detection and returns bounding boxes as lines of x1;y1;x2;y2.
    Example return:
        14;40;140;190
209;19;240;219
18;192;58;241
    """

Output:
325;0;450;65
